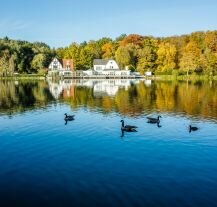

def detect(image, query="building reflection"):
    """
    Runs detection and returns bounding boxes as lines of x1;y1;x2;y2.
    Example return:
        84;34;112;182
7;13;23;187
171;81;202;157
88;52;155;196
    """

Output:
144;80;152;87
47;79;142;99
47;79;75;99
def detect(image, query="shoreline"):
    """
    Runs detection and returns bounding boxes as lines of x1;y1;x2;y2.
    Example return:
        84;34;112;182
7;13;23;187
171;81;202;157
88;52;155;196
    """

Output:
0;74;217;81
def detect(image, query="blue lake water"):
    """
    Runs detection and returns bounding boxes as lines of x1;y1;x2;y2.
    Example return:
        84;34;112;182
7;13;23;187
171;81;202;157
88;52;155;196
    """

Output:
0;79;217;207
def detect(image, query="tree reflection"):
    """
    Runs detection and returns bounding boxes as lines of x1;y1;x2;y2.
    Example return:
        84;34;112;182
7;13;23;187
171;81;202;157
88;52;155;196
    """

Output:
0;80;216;121
0;80;54;114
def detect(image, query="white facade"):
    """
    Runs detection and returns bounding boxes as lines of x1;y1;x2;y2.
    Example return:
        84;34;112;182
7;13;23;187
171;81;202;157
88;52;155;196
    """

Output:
48;58;73;76
93;59;119;72
96;69;131;76
145;71;152;76
48;58;63;71
93;59;130;76
83;69;93;76
105;60;119;70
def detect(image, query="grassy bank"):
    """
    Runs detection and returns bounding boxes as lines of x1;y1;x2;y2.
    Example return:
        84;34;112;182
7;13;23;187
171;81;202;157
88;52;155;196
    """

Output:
0;74;46;80
152;75;217;81
1;74;217;81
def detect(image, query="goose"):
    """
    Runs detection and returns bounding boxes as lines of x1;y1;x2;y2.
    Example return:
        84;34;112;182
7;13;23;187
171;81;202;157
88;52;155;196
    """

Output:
64;113;75;121
120;120;137;132
147;115;161;123
189;125;199;133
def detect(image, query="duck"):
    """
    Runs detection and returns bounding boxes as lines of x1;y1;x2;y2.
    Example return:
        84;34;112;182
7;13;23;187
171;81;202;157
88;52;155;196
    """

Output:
64;113;75;121
120;120;138;132
147;115;162;123
189;125;199;133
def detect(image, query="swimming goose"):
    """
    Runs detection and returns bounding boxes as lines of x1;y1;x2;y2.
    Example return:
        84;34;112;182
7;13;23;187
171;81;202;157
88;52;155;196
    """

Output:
120;120;137;132
64;113;75;121
147;115;161;123
189;125;198;133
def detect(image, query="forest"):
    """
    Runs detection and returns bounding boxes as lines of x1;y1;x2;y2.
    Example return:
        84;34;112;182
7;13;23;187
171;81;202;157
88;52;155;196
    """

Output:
0;37;55;76
0;30;217;76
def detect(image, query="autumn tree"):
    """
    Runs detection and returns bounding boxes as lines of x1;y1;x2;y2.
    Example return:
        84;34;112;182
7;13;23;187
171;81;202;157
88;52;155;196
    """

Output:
137;38;158;74
205;31;217;52
96;37;113;47
156;42;177;73
120;34;144;47
179;41;202;75
102;42;115;59
115;46;131;69
204;31;217;75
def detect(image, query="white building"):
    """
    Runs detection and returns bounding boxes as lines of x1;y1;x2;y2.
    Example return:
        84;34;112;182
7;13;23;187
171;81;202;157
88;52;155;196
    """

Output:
83;69;93;76
93;59;131;76
48;58;74;76
145;71;152;76
48;58;62;70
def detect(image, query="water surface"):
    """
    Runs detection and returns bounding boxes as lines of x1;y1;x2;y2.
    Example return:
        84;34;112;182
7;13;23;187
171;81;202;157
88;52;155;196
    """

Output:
0;79;217;207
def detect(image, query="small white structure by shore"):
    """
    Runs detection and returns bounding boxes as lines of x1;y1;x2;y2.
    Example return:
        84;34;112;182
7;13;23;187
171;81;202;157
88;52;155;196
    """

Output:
145;71;152;76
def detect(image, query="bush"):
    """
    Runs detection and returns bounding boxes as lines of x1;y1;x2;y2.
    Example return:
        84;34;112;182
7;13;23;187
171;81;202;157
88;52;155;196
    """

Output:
128;65;136;72
38;68;48;75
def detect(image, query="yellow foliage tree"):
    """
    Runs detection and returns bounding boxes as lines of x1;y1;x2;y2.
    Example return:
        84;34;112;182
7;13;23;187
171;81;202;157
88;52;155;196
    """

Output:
157;42;177;73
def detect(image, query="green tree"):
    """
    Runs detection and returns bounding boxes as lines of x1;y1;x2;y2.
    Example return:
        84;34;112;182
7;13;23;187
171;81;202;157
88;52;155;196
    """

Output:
31;54;46;72
9;54;15;74
0;49;10;76
115;46;131;69
137;38;158;74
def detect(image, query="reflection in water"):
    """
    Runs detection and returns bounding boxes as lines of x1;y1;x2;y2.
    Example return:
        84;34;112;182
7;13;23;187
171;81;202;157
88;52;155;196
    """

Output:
0;80;54;114
0;80;217;121
144;79;152;87
157;122;162;128
93;80;133;97
65;119;74;126
47;79;135;98
48;79;76;99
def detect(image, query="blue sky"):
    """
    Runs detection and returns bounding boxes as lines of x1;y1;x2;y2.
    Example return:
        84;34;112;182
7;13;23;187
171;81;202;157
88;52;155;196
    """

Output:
0;0;217;47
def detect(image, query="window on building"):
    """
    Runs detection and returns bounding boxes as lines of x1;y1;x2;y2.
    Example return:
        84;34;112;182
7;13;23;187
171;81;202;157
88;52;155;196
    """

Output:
53;64;58;70
96;66;102;70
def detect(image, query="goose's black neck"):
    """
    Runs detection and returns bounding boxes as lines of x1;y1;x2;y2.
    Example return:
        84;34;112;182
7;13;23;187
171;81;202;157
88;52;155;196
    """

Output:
121;121;124;127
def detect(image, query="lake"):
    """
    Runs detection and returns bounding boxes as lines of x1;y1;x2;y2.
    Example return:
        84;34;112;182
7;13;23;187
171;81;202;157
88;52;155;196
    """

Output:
0;79;217;207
